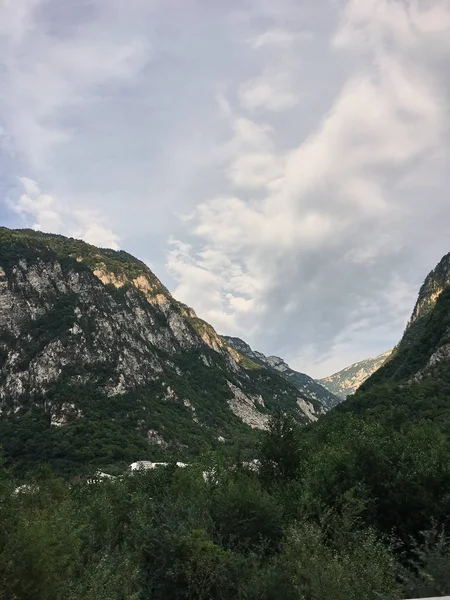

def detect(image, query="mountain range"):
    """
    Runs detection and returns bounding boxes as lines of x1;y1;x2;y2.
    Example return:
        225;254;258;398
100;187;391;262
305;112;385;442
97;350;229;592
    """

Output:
1;226;450;477
2;229;450;598
223;336;341;411
0;227;335;475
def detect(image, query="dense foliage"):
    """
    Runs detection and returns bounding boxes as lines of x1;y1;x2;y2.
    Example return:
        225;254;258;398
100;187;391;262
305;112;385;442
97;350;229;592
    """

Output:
3;396;450;599
0;227;161;287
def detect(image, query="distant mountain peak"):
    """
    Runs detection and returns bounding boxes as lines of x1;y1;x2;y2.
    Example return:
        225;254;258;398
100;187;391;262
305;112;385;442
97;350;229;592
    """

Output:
318;350;393;399
223;336;341;411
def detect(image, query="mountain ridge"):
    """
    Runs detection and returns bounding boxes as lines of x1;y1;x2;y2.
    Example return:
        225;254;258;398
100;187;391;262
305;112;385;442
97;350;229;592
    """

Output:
360;253;450;390
0;227;329;475
318;349;393;399
223;336;341;412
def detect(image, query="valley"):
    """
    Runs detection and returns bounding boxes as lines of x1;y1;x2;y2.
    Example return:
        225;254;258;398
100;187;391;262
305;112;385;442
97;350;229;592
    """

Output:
2;227;450;599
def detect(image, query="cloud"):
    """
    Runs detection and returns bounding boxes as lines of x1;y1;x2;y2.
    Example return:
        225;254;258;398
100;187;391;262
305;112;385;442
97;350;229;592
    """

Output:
222;118;285;189
167;238;263;334
7;177;120;249
0;0;41;42
9;177;63;232
169;0;450;376
333;0;450;53
1;0;449;378
239;70;299;112
249;29;298;49
0;0;150;167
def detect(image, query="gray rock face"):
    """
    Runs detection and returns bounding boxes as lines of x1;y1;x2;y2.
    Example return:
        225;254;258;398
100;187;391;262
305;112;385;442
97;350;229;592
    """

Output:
318;350;393;399
0;228;320;455
223;336;340;412
0;256;190;406
409;253;450;326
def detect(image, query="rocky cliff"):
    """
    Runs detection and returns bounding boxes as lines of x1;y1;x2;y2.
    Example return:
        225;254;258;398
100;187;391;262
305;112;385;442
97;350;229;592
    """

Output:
223;336;340;411
318;350;393;399
0;227;327;475
360;252;450;389
409;253;450;327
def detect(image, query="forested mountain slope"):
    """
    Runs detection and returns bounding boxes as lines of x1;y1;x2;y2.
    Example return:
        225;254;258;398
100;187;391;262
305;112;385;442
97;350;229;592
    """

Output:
320;254;450;401
0;227;326;475
223;336;340;410
289;250;450;595
3;240;450;600
359;251;450;390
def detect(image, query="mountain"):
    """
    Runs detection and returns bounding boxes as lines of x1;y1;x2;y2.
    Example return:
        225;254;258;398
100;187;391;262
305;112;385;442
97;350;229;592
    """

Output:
318;349;393;399
359;251;450;389
223;336;341;411
321;253;450;400
296;250;450;574
0;227;327;475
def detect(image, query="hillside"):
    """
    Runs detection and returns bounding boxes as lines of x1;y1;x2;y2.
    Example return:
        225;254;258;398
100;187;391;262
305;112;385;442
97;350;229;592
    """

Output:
318;349;392;399
3;239;450;600
223;336;340;411
293;249;450;595
359;251;450;390
0;227;327;475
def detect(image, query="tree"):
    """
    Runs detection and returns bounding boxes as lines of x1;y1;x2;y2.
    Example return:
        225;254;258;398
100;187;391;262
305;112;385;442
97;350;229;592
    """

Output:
258;410;303;487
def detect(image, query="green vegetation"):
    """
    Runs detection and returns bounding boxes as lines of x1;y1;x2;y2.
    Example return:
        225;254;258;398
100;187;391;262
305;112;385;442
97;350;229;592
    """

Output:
0;341;318;478
3;404;450;599
234;353;262;370
2;226;450;597
362;283;450;387
0;226;168;293
2;398;450;600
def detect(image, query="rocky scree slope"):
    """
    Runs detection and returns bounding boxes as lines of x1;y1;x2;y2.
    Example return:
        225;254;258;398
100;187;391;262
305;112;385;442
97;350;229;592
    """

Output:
223;336;340;412
318;349;392;400
0;228;325;474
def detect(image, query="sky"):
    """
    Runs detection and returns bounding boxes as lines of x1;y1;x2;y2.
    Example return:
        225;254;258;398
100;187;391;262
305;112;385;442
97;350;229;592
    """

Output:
0;0;449;378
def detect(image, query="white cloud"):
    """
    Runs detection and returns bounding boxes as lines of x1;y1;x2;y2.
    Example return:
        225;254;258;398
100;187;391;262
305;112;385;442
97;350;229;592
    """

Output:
239;71;299;112
72;211;120;250
0;0;41;42
249;29;297;49
9;177;63;232
223;118;285;189
169;0;450;375
334;0;450;53
19;176;41;198
0;1;150;167
229;152;285;189
166;238;263;335
7;178;120;249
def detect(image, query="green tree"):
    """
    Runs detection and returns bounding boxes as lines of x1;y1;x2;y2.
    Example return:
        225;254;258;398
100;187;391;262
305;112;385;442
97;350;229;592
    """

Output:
258;410;303;487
